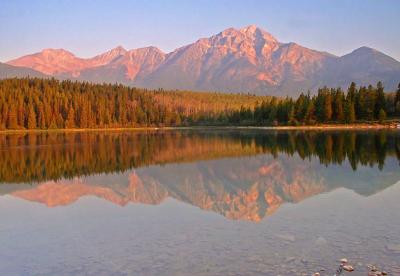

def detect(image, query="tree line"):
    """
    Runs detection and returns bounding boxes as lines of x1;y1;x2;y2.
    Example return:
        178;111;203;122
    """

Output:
227;82;400;126
1;130;399;183
0;78;399;130
0;78;267;130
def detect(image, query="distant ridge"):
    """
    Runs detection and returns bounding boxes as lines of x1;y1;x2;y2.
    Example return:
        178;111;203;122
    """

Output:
0;62;48;79
5;25;400;96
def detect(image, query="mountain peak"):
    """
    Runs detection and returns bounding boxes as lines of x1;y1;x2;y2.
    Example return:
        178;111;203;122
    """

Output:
351;46;377;54
6;48;83;75
99;45;128;57
133;46;164;53
339;46;400;72
239;24;258;34
215;25;278;46
110;45;127;54
344;46;397;61
41;48;75;57
239;25;278;44
89;46;128;66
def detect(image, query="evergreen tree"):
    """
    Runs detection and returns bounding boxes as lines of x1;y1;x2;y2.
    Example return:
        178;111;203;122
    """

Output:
344;99;356;123
48;115;58;129
347;82;357;103
288;105;296;125
375;81;386;119
365;85;376;120
315;89;325;122
324;92;333;121
304;101;315;124
333;89;344;122
396;83;400;116
38;104;46;129
79;103;88;128
378;109;387;123
17;102;25;128
295;94;307;122
268;106;278;125
27;104;37;129
66;107;75;128
7;105;18;129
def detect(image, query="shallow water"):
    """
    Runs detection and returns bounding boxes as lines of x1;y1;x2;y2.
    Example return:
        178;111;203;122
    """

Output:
0;129;399;275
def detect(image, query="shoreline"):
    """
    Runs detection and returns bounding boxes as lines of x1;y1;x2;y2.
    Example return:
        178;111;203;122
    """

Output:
0;123;399;134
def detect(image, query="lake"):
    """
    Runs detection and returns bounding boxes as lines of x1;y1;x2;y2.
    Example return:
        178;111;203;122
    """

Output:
0;129;399;275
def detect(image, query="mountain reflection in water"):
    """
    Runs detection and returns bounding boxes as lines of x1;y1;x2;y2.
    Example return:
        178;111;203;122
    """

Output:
1;129;400;222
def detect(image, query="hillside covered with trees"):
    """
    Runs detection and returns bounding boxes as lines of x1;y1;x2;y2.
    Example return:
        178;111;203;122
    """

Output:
0;78;399;130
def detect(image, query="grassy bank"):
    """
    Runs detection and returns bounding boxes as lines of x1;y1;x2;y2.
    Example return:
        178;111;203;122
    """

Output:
0;122;399;134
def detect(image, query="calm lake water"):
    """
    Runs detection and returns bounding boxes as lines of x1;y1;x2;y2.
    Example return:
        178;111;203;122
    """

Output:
0;129;399;275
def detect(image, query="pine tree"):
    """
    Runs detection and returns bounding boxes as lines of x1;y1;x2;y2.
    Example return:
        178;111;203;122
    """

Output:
38;104;46;129
333;89;344;122
324;92;333;122
27;104;37;129
7;105;18;129
378;109;386;123
268;106;278;125
365;85;376;120
304;101;315;124
347;82;357;103
375;81;386;119
288;105;296;125
66;107;75;128
79;103;88;128
344;100;356;123
315;89;325;122
395;83;400;116
17;102;25;128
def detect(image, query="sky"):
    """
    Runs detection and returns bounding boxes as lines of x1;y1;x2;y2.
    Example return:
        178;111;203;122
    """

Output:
0;0;399;62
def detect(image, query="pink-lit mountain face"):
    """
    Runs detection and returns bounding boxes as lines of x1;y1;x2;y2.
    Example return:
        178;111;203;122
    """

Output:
5;25;400;96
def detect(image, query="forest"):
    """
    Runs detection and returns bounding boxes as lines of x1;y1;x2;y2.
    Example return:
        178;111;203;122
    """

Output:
1;130;399;183
0;78;399;130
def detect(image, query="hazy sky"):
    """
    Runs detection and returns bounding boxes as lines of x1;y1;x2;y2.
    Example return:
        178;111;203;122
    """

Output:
1;0;399;62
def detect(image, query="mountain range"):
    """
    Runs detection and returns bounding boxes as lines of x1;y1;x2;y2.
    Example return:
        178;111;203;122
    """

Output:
2;25;400;96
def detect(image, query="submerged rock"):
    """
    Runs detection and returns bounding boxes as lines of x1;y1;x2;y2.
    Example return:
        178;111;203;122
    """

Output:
275;233;296;242
284;256;296;263
315;237;327;246
342;265;354;272
366;264;388;276
300;258;308;265
386;243;400;253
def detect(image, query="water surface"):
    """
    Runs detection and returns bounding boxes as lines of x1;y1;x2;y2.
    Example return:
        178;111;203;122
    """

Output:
1;130;399;275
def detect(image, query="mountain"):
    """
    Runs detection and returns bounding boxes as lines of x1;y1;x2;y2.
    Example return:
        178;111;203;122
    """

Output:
317;46;400;90
77;46;166;84
7;48;88;76
7;47;129;77
139;25;334;95
5;25;400;96
0;62;47;79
